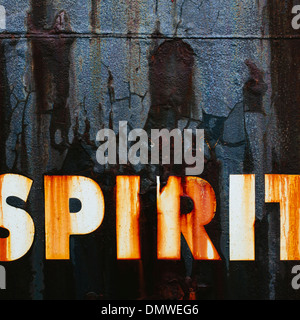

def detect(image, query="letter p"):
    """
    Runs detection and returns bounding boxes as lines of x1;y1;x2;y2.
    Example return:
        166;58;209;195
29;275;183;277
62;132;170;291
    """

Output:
45;176;105;259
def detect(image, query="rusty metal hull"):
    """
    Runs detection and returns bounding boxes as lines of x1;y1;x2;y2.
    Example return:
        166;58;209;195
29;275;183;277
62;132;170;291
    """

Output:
0;0;299;300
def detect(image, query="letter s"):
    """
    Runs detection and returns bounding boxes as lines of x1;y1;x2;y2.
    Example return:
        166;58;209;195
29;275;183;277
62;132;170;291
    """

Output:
292;5;300;30
0;174;34;261
291;265;300;290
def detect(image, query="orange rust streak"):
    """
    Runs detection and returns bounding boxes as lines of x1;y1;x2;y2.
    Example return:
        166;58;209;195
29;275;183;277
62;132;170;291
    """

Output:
265;175;300;261
157;176;182;260
181;177;220;260
45;176;71;260
45;175;105;260
116;176;141;260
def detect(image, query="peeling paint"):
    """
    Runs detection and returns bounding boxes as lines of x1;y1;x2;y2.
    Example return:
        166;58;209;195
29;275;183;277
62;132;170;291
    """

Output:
0;0;298;300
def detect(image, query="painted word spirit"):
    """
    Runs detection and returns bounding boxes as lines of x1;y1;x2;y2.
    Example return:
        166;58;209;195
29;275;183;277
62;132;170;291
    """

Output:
0;174;299;262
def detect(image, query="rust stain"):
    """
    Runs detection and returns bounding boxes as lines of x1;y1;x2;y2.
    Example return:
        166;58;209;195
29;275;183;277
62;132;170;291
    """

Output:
147;39;195;128
29;0;47;30
127;0;140;34
28;9;74;152
243;59;268;113
157;176;182;260
116;176;141;260
45;176;72;260
267;1;300;173
90;0;100;33
157;176;220;260
181;176;220;260
265;175;300;260
45;176;105;260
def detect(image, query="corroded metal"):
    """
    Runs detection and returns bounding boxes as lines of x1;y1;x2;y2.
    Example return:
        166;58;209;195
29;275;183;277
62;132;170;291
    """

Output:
0;0;298;300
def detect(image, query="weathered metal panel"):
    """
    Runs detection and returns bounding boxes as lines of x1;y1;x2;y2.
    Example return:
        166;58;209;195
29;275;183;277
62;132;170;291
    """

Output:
0;0;298;300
